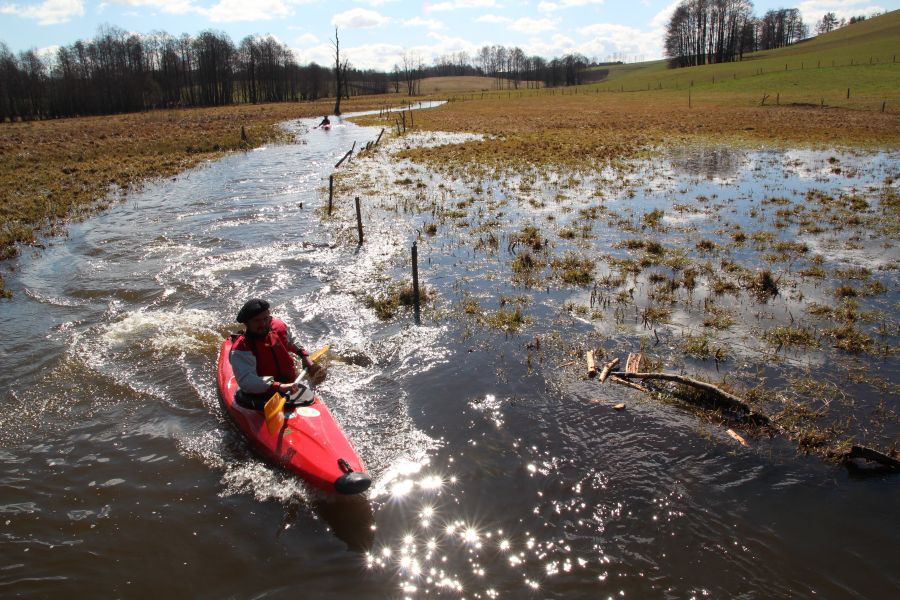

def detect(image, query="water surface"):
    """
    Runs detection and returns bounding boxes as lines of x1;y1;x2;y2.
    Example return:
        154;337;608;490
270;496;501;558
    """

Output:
1;108;897;598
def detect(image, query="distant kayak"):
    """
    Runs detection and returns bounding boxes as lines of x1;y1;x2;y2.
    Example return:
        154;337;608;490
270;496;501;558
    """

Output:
216;336;371;495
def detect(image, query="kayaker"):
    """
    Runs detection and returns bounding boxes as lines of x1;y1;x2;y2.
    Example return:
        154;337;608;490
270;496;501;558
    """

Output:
318;115;330;128
230;298;322;408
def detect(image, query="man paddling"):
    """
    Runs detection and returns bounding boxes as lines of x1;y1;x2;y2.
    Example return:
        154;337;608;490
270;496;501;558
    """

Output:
317;115;331;128
229;298;323;409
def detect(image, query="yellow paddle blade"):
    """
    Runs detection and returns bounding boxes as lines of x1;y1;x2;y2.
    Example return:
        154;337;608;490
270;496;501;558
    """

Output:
308;345;330;363
264;392;286;435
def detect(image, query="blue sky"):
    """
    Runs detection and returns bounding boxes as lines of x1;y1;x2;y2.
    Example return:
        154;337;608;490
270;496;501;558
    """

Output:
0;0;895;70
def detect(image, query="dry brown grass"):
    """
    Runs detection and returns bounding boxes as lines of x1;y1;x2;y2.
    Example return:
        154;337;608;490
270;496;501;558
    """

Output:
392;91;900;172
418;76;542;94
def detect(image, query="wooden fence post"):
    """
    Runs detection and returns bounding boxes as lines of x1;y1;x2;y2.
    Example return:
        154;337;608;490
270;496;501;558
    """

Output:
355;196;363;245
411;241;421;323
328;174;334;216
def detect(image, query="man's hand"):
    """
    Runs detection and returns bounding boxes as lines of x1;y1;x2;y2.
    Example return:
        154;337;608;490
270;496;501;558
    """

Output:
277;382;299;395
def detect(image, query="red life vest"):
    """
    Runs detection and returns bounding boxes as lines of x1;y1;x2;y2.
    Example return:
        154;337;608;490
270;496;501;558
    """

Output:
233;319;298;383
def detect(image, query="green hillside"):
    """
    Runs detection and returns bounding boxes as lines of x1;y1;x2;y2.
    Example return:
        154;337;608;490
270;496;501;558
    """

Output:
586;10;900;109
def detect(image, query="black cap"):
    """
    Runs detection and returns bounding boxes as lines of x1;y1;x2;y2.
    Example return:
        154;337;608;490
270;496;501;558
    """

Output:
236;298;270;323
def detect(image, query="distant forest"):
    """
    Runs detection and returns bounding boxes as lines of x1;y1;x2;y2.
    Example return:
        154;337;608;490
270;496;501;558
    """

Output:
0;27;394;122
0;26;601;123
665;1;808;67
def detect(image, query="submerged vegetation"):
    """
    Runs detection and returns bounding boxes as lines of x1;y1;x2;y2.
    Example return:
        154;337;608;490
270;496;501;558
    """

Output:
331;119;899;469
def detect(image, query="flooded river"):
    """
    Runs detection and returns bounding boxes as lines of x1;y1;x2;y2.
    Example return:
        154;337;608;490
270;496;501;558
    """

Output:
1;105;897;598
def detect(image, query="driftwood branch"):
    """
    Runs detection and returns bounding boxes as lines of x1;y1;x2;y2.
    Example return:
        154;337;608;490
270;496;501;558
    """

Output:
610;373;651;393
599;358;619;383
586;351;597;378
611;371;755;415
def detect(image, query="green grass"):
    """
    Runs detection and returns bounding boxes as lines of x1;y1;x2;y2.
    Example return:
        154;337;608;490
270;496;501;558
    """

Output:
585;11;900;110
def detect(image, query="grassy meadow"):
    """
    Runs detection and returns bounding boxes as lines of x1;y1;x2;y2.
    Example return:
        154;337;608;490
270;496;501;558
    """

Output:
417;76;542;94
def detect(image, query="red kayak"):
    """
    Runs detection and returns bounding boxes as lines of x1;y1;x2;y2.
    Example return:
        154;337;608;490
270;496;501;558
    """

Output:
216;336;371;495
322;124;331;130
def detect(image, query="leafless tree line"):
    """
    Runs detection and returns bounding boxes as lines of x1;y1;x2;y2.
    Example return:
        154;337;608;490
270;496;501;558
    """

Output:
0;26;389;122
473;45;591;88
391;45;594;92
665;1;809;68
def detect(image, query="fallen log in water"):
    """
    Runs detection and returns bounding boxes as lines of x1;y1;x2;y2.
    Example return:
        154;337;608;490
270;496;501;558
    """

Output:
586;351;597;378
608;370;769;423
599;358;619;383
592;354;896;474
845;445;900;472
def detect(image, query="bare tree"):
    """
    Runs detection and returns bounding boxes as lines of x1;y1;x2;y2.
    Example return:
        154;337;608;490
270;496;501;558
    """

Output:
332;27;343;115
401;51;422;96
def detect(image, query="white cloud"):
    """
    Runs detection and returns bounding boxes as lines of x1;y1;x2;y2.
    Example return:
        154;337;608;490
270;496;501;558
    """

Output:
110;0;195;14
293;32;489;71
203;0;291;22
295;33;318;45
36;44;60;60
402;16;445;30
538;0;604;13
650;0;681;30
0;0;84;25
509;17;558;33
332;7;389;28
798;0;885;27
578;22;662;60
427;0;497;12
353;0;397;5
475;13;511;23
520;33;577;57
291;41;333;66
345;42;406;69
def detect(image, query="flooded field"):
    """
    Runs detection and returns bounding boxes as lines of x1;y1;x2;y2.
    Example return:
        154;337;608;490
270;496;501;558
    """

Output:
0;109;897;598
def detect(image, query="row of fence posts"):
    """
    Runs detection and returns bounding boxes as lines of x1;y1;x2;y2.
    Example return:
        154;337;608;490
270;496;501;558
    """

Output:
324;125;421;323
445;54;896;107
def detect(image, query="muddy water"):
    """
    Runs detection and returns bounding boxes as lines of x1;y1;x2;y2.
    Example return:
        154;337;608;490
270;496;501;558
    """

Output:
1;107;898;598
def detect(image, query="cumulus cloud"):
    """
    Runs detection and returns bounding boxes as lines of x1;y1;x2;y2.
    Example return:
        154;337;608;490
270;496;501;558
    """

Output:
578;22;662;60
111;0;301;20
538;0;605;13
292;41;334;66
0;0;85;25
427;0;497;12
509;16;558;33
475;13;510;23
294;32;318;45
798;0;885;26
650;0;681;30
109;0;195;15
402;16;445;30
520;33;577;57
332;7;389;28
203;0;291;22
